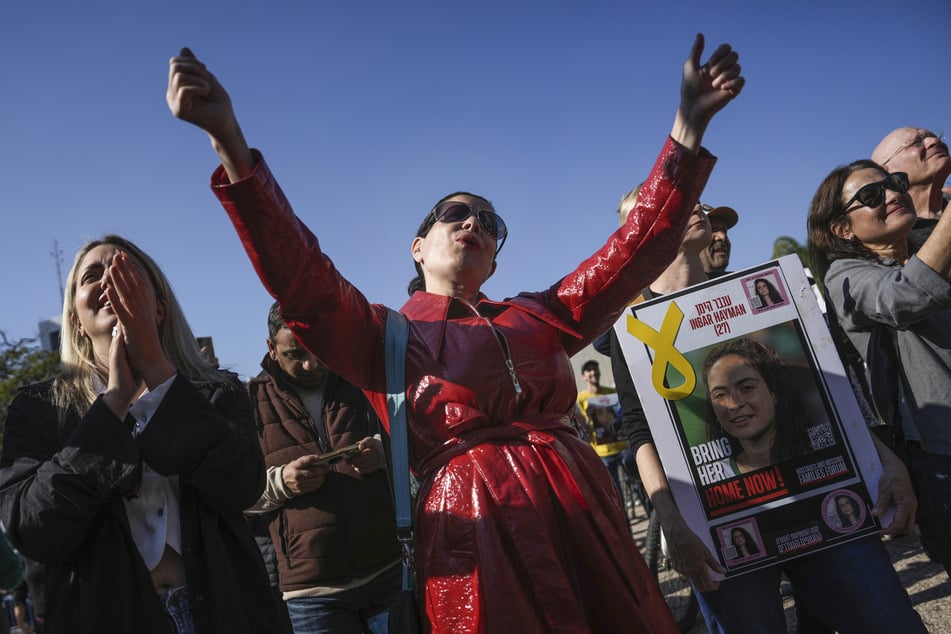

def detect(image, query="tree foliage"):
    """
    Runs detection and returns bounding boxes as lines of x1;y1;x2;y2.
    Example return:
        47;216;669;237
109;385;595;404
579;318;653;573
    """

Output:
771;235;824;293
771;235;811;268
0;331;61;442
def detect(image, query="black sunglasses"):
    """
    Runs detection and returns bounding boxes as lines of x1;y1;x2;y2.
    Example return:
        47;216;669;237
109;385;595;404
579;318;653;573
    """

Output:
431;201;508;253
839;172;909;216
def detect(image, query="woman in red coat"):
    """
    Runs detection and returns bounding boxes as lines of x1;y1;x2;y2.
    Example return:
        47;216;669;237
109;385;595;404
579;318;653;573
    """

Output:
168;35;744;633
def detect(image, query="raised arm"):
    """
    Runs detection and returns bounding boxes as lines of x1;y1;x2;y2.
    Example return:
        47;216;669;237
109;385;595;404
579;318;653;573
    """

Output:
167;49;388;393
548;36;743;349
670;34;745;153
912;203;951;281
167;48;254;183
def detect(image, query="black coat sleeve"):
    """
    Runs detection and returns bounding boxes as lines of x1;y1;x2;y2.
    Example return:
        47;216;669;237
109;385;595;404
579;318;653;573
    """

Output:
0;384;139;562
609;329;655;453
137;375;265;512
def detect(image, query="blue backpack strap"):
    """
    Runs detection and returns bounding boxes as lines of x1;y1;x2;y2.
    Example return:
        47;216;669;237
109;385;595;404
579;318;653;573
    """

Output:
384;308;415;590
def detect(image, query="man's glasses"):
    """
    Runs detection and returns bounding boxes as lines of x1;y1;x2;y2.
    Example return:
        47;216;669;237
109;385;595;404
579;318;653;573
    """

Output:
881;130;945;166
698;203;714;214
431;201;508;253
839;172;909;215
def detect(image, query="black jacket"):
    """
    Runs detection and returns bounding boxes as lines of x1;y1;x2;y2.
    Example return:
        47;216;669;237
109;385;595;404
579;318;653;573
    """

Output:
0;375;283;633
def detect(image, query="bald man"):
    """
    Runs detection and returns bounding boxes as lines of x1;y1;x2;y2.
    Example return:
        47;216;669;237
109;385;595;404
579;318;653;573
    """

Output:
873;128;951;251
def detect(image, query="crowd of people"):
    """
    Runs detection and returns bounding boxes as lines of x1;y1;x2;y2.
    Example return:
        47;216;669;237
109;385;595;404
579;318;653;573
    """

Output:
0;31;947;634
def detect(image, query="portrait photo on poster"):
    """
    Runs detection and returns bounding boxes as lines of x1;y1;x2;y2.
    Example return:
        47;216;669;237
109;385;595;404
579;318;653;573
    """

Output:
718;520;767;565
742;270;789;313
584;393;622;449
822;489;868;534
670;321;855;519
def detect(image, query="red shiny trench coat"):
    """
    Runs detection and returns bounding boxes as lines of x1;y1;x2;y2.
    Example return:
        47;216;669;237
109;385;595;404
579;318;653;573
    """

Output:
213;137;714;633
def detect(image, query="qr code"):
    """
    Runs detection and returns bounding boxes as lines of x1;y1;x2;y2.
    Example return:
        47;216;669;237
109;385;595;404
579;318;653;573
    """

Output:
807;424;835;450
722;545;737;560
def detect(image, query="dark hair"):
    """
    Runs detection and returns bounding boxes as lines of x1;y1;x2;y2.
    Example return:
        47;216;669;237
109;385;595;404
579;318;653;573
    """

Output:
267;301;287;339
834;494;860;528
702;337;812;464
407;191;495;296
807;159;887;284
753;278;783;305
581;360;600;372
731;527;760;555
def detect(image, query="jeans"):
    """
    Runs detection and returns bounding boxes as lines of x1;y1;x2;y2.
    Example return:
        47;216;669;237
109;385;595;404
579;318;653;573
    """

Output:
160;586;198;634
602;454;624;497
286;562;401;634
907;446;951;580
694;535;925;634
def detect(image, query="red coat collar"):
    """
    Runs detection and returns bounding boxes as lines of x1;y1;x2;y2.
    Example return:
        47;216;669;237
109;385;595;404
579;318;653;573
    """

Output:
399;290;583;360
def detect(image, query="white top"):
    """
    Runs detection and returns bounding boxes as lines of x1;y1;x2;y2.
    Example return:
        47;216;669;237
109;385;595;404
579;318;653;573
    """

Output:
120;375;181;571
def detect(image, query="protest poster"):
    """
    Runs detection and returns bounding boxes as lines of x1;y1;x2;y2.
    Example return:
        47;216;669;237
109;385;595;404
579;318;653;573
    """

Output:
582;393;623;450
614;255;887;577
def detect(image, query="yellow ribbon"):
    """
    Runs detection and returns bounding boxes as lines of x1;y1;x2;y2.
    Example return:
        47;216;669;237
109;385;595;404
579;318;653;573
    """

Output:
625;302;696;401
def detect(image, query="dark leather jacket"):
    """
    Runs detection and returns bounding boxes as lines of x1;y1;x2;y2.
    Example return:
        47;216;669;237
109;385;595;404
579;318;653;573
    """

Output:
0;375;281;633
249;357;399;591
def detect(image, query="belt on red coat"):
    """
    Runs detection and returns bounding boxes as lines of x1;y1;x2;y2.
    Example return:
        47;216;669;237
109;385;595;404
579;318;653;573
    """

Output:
417;415;576;475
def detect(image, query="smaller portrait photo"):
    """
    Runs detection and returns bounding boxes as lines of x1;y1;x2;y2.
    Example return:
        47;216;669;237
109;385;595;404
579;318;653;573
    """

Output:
822;489;867;534
741;271;789;313
718;521;766;565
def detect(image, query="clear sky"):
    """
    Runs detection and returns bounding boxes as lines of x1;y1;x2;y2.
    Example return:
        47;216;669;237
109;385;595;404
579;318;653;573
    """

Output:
2;0;949;380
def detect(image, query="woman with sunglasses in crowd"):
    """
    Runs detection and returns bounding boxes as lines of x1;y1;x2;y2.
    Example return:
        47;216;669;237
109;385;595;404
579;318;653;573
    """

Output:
0;236;283;633
168;35;743;633
809;159;951;586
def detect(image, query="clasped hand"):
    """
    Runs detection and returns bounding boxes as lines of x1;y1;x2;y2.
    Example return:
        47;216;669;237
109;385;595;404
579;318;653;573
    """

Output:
102;251;174;420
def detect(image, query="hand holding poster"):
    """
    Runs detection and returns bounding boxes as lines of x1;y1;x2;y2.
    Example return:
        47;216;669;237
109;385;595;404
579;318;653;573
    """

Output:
615;255;887;577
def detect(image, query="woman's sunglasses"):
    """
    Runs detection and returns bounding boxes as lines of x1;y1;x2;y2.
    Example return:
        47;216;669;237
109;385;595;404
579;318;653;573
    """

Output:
431;201;508;253
839;172;909;215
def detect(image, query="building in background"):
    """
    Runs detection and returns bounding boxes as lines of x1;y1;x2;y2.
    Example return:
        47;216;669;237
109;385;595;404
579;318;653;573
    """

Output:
38;318;61;353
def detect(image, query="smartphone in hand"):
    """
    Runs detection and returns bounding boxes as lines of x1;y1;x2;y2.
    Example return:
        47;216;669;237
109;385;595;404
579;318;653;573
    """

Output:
314;443;362;465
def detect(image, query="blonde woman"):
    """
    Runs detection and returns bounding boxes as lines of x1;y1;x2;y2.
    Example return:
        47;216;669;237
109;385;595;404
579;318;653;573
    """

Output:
0;235;282;633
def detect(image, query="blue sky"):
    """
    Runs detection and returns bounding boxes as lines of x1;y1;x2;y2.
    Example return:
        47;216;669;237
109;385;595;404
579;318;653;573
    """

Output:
2;0;949;380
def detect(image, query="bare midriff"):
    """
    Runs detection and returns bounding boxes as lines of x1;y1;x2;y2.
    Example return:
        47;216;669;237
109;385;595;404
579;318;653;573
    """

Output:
151;543;187;593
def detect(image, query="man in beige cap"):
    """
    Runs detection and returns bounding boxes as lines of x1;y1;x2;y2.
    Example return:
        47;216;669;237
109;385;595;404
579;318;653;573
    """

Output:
699;205;737;278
